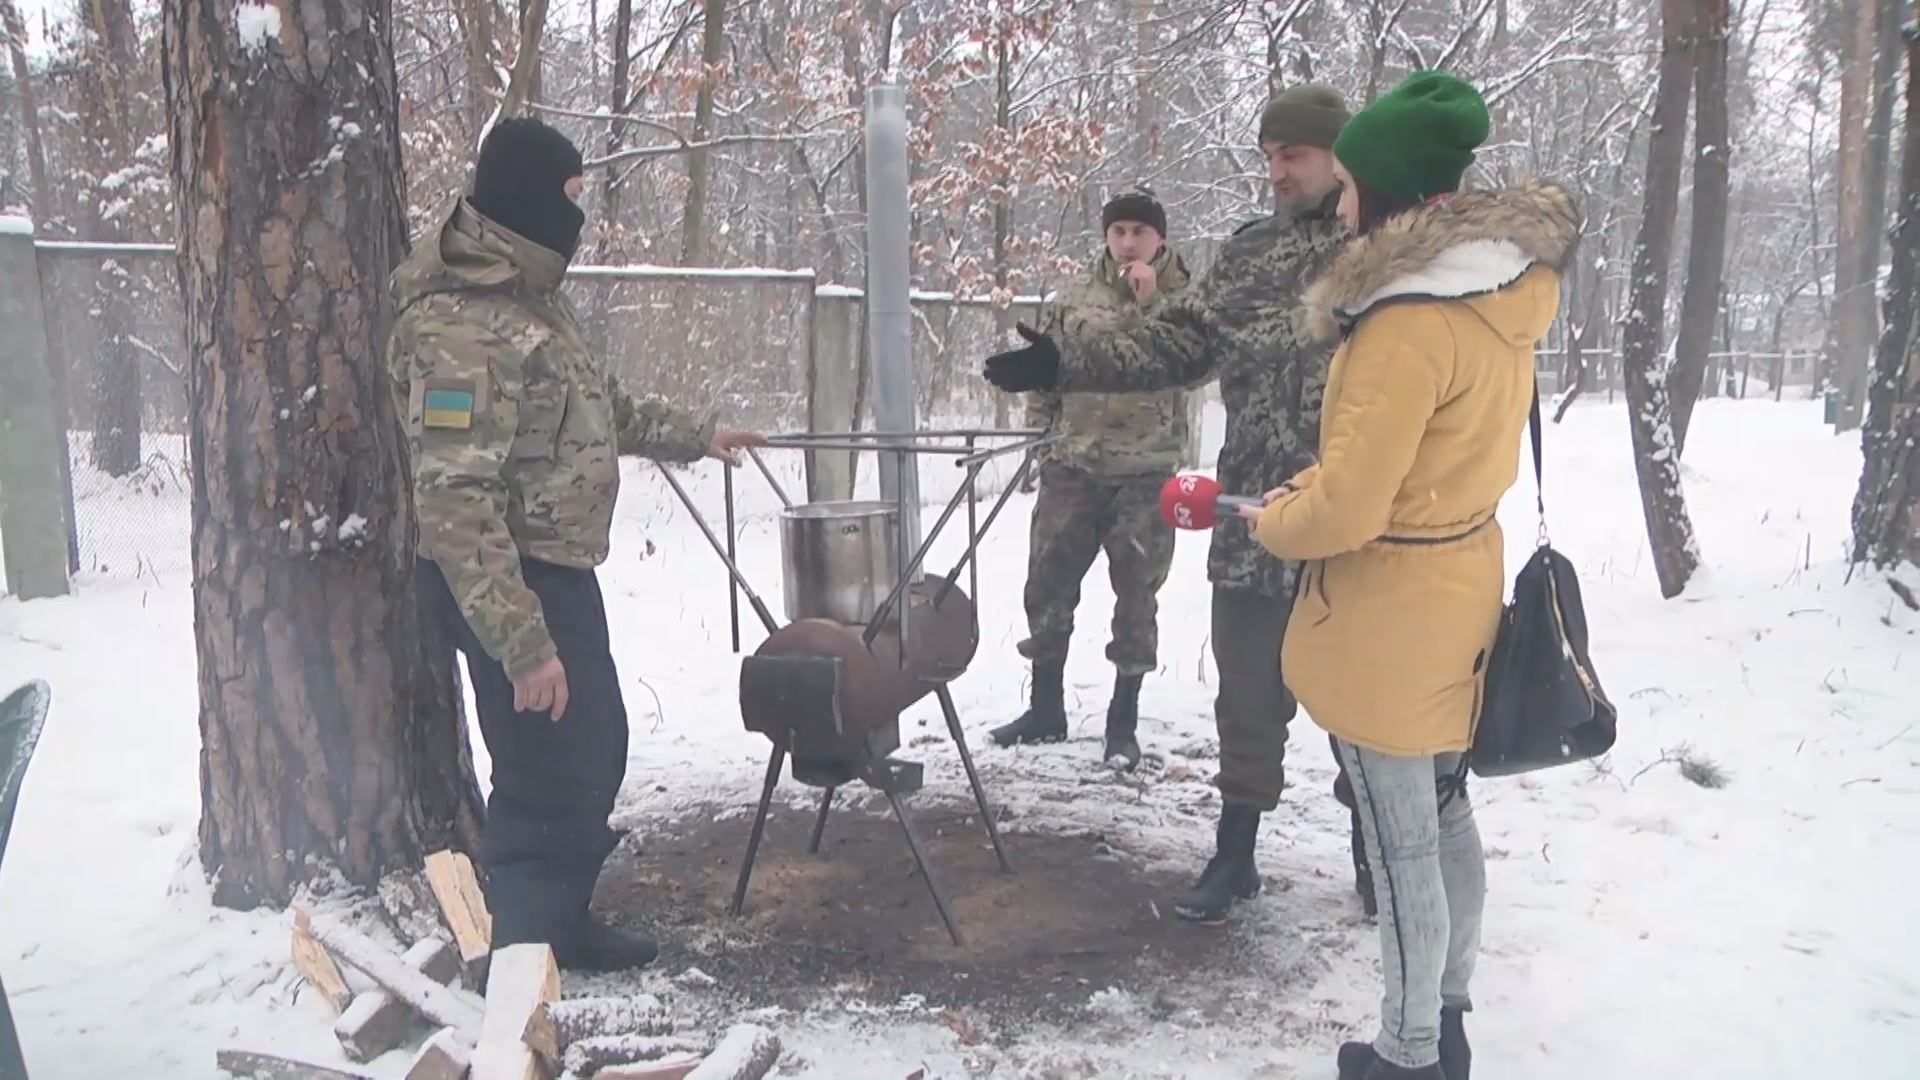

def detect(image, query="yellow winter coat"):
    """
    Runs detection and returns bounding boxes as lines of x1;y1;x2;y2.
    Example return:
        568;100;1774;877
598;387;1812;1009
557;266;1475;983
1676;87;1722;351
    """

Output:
1253;183;1581;756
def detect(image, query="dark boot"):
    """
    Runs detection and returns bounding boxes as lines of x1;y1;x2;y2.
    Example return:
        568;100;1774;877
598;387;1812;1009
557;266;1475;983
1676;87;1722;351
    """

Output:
991;657;1068;747
553;914;659;972
1440;1006;1470;1080
1334;769;1378;917
1337;1043;1445;1080
1102;673;1143;771
1171;801;1261;923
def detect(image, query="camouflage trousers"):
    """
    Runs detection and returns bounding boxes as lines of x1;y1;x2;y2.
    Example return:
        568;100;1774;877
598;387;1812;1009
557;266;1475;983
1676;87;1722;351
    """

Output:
1018;464;1176;675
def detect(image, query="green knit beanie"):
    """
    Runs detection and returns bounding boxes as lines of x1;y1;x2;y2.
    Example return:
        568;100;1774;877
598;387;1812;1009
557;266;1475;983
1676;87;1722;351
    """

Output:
1334;71;1490;204
1258;84;1350;149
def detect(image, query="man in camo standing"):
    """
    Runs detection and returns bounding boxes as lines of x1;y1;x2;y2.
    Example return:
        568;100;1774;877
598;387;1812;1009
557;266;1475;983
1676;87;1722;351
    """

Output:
387;118;764;969
991;190;1193;771
985;87;1358;923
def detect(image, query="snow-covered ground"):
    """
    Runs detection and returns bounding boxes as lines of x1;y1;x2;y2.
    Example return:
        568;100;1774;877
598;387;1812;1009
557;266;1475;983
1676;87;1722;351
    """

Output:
1;397;1916;1079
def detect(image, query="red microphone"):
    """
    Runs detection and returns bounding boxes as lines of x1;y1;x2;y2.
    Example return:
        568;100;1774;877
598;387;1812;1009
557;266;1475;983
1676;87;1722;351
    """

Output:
1159;473;1263;530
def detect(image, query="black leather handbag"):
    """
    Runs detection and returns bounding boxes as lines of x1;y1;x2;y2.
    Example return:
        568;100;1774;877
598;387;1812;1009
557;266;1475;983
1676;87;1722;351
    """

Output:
1468;389;1618;778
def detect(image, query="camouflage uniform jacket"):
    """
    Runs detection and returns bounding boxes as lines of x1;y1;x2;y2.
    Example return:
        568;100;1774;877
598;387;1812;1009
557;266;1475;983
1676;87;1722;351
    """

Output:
387;200;716;676
1055;199;1346;597
1025;246;1193;476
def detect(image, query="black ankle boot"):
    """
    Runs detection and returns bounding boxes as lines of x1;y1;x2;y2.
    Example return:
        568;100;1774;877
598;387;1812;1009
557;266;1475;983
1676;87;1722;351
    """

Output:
1337;1043;1444;1080
553;914;660;972
1171;801;1261;923
1440;1006;1470;1080
991;657;1067;747
1102;673;1143;770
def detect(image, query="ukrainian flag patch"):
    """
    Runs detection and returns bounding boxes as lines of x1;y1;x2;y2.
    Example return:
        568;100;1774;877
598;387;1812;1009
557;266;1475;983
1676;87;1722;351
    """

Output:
423;386;476;430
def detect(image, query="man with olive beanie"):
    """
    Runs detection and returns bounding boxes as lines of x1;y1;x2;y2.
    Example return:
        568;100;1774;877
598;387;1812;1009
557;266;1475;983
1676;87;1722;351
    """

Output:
984;86;1353;924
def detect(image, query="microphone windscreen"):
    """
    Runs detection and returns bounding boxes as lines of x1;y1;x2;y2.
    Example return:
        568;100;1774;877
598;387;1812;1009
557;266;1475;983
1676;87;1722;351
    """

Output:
1159;472;1222;530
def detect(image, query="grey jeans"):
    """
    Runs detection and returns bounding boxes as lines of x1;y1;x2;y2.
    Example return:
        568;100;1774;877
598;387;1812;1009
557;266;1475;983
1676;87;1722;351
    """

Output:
1335;740;1487;1070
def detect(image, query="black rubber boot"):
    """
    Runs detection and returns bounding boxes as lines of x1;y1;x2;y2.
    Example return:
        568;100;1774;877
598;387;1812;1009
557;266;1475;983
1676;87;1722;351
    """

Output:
1334;769;1378;917
1171;801;1261;923
554;914;659;972
1337;1043;1445;1080
1102;673;1143;771
1440;1006;1471;1080
990;657;1068;747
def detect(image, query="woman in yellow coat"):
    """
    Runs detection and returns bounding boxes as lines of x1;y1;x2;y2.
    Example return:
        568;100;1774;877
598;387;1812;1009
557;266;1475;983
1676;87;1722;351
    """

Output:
1243;73;1579;1080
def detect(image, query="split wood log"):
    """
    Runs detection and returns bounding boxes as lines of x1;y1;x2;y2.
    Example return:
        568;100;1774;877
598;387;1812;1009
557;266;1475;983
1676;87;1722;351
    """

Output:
562;1036;708;1077
290;909;354;1014
424;850;493;971
306;913;485;1036
216;1048;374;1080
684;1026;779;1080
405;1028;474;1080
335;937;462;1062
597;1058;703;1080
548;995;674;1043
471;943;561;1080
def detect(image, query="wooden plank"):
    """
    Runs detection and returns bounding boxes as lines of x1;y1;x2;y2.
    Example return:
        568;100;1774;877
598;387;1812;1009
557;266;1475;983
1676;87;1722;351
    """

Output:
684;1026;779;1080
597;1058;703;1080
335;938;464;1062
217;1048;374;1080
424;851;493;967
306;912;486;1036
290;909;354;1014
404;1028;473;1080
471;944;560;1080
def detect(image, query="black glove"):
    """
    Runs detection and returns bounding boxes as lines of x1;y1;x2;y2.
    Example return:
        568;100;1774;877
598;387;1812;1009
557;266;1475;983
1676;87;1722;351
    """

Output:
983;323;1061;393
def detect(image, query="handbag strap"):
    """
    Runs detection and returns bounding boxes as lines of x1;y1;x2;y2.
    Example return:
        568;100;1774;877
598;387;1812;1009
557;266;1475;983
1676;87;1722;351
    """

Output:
1530;375;1549;545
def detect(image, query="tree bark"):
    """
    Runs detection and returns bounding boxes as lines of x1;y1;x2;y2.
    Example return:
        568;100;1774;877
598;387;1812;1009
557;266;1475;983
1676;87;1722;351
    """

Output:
460;0;497;142
990;34;1014;429
79;0;144;477
1667;0;1730;456
498;0;548;119
1854;25;1920;570
1831;0;1882;431
163;0;482;909
1619;0;1703;599
679;0;729;265
0;0;51;226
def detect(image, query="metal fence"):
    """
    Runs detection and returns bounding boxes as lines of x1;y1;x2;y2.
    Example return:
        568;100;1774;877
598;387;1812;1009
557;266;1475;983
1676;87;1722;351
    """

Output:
0;236;1054;597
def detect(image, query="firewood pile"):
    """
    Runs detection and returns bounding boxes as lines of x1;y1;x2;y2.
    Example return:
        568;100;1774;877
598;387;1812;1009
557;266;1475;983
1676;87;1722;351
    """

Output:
216;852;781;1080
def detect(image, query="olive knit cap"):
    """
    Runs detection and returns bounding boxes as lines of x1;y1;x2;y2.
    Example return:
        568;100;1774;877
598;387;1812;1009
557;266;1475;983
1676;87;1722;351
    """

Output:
1258;84;1350;149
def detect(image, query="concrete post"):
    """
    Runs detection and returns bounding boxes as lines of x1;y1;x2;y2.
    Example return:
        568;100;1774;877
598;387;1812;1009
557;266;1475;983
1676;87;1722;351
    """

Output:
805;289;862;502
0;219;73;599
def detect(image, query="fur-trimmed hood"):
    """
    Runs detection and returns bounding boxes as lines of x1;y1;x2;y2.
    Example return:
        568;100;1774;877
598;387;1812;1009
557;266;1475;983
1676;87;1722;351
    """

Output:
1302;182;1581;342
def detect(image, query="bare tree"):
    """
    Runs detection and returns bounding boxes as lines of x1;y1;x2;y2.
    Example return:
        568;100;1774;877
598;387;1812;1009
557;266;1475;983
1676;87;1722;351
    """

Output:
76;0;143;476
1829;0;1882;430
1619;0;1704;598
163;0;482;907
1666;0;1731;453
1854;23;1920;573
679;0;728;264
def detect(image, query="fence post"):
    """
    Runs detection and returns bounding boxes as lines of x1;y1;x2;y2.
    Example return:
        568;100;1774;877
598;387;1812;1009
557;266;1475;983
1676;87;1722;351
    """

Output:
806;288;861;502
0;221;74;599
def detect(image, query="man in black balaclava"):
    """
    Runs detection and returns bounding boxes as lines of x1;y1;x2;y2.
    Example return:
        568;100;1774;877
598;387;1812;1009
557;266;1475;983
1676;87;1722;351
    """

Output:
388;117;766;971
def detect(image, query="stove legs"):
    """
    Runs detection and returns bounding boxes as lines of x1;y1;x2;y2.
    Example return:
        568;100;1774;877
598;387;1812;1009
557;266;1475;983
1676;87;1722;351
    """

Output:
730;743;787;918
937;686;1012;874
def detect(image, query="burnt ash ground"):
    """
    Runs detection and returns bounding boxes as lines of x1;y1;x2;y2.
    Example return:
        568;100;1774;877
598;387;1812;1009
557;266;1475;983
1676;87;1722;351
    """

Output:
594;796;1359;1035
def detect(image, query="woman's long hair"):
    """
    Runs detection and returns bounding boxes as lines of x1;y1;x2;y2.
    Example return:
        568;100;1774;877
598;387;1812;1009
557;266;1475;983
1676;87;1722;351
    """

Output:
1351;179;1429;236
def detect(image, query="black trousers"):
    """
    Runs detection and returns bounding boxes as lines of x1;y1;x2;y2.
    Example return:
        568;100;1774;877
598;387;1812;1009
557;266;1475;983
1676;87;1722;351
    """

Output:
416;556;629;949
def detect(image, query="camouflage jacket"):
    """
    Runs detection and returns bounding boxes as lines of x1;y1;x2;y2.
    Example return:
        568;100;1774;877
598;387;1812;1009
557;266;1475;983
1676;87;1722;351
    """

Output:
1055;198;1346;597
387;200;716;676
1026;246;1194;477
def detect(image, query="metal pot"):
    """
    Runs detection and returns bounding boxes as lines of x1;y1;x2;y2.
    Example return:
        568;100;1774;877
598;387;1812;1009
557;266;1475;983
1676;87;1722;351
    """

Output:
779;500;902;625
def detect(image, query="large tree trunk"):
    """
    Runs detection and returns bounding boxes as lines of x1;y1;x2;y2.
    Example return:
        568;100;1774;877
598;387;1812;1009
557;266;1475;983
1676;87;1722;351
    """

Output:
679;0;728;265
1830;0;1882;431
163;0;482;909
459;0;496;142
79;0;144;477
1667;0;1730;456
1619;0;1703;599
1854;25;1920;570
